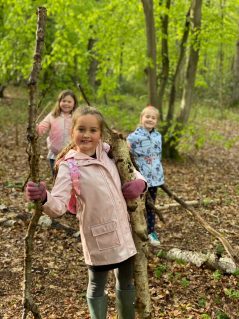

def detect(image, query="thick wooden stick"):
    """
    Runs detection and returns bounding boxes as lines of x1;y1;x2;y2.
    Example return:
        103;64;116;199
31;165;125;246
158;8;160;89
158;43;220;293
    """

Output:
22;7;47;319
110;134;151;319
160;184;239;265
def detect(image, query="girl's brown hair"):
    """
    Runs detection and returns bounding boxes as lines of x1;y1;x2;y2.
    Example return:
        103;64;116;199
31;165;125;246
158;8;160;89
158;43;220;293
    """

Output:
54;107;105;176
71;106;105;135
52;89;78;117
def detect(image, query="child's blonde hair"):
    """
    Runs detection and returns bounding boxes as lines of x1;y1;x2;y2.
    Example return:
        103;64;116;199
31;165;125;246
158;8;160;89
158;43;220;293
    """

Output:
140;105;159;120
52;89;78;117
54;107;105;174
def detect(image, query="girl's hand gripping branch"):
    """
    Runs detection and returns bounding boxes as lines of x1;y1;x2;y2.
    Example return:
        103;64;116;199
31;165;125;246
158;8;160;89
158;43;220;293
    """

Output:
122;179;146;200
26;181;47;202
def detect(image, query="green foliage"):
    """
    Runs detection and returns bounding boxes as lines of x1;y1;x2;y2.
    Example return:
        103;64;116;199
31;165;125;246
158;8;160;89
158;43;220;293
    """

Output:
215;310;230;319
224;288;239;299
0;95;28;127
156;250;167;258
212;270;222;281
198;297;206;308
175;258;187;265
233;268;239;276
2;0;239;161
215;244;224;257
154;264;167;278
1;0;239;106
180;277;190;288
200;314;211;319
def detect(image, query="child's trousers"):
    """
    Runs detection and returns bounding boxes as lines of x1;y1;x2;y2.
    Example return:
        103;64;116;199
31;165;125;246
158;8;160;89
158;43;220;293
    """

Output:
87;257;134;298
145;186;158;234
86;257;135;318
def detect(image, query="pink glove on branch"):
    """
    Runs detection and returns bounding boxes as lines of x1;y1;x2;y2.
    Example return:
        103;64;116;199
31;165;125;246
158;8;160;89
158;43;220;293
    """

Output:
26;181;47;202
122;179;146;200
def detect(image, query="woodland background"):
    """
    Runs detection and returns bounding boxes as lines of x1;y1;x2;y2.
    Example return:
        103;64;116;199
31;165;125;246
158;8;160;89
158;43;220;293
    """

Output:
0;0;239;318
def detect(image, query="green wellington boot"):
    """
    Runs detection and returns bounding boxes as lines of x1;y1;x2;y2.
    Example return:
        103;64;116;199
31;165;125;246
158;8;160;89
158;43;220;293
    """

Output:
87;295;108;319
116;289;136;319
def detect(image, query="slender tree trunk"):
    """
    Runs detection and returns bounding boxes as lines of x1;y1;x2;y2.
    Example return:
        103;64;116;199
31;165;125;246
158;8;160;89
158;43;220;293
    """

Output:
218;0;225;115
22;7;47;319
163;5;191;159
141;0;159;109
157;0;171;121
0;84;5;98
177;0;202;124
231;39;239;106
166;6;191;122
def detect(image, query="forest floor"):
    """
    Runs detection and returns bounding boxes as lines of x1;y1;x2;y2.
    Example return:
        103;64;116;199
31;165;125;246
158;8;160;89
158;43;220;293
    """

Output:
0;94;239;319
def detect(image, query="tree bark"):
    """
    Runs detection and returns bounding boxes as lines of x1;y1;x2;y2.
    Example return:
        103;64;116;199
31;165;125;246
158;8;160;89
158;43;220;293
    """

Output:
177;0;202;124
22;7;47;319
157;0;171;121
166;6;191;123
141;0;159;109
231;37;239;106
218;0;225;113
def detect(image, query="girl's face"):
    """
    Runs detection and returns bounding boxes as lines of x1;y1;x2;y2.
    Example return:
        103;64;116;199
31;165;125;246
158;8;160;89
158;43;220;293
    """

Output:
141;109;158;131
59;95;75;114
72;114;101;156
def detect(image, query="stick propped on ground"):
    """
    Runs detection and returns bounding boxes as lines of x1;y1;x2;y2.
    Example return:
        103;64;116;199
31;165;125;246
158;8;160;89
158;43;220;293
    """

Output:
22;7;47;319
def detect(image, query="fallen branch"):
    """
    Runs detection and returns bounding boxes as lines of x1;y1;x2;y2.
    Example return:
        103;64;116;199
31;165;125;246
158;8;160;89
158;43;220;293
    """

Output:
159;248;237;274
160;184;239;266
22;7;47;319
156;198;222;211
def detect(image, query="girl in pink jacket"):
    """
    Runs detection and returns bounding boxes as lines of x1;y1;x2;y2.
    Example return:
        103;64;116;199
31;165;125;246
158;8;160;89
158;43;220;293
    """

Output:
36;89;78;175
26;107;147;319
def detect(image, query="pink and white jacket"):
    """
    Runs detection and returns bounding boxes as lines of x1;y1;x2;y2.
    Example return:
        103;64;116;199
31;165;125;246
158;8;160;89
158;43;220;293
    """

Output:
43;141;146;266
36;112;72;156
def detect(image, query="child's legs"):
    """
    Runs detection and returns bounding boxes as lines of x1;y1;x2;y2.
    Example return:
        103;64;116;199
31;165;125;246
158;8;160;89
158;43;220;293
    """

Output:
114;257;134;291
146;186;158;234
49;159;55;176
87;269;108;298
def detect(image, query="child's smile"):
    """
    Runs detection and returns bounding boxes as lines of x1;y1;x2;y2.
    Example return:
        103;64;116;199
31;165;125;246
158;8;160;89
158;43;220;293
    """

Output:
72;114;101;156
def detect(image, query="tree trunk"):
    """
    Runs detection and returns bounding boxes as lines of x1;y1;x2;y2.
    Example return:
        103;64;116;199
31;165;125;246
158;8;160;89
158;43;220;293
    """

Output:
231;40;239;106
0;84;6;98
218;0;225;115
157;0;171;121
141;0;159;109
177;0;202;124
163;5;191;159
166;6;191;123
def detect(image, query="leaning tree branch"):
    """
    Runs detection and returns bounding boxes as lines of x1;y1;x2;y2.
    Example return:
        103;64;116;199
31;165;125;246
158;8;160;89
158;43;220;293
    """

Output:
22;7;47;319
160;184;239;265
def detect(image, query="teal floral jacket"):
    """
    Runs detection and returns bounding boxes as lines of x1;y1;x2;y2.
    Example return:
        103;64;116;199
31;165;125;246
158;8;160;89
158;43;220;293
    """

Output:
127;126;164;187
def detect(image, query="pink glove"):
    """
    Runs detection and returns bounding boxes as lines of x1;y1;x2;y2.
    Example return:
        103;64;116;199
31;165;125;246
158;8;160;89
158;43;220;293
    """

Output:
26;181;47;202
122;179;146;200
